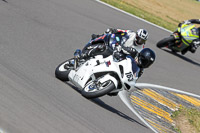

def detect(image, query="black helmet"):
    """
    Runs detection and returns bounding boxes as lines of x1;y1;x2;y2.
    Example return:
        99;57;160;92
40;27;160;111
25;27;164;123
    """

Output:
138;48;156;68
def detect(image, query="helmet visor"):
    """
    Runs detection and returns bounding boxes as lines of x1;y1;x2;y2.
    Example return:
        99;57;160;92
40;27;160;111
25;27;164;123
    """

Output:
136;36;146;45
139;56;152;68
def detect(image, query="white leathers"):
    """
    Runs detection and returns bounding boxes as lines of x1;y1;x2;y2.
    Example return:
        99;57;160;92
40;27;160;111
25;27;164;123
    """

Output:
122;30;144;52
105;28;147;53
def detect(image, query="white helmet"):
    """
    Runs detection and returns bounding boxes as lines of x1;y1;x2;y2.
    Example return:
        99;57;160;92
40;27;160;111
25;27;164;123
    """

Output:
135;29;148;45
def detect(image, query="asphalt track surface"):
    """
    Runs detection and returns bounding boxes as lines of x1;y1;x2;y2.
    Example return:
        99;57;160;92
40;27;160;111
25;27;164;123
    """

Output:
0;0;199;133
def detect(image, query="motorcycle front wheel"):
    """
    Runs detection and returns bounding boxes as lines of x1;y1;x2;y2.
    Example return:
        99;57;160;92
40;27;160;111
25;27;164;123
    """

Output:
82;80;116;99
156;36;175;48
55;58;74;81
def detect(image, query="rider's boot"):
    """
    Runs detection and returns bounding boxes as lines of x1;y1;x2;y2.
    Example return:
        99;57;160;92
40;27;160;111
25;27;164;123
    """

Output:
91;34;100;40
74;49;82;59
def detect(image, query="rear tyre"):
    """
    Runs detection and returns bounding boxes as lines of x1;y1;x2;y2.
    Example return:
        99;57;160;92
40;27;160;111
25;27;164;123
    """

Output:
157;36;175;48
55;58;74;81
82;80;116;99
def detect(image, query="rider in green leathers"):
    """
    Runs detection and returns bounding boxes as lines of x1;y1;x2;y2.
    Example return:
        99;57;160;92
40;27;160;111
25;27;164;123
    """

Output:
178;19;200;54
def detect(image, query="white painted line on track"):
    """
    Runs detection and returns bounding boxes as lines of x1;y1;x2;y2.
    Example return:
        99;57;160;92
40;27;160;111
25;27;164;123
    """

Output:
118;90;159;133
135;83;200;98
95;0;172;33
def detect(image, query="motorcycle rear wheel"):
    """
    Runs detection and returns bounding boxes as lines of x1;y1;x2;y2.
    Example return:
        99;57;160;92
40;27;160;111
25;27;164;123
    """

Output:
157;36;175;48
82;80;116;99
55;58;74;81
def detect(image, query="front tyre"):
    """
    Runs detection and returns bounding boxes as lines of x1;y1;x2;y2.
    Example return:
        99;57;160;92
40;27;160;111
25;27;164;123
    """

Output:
157;36;175;48
55;58;74;81
82;80;116;99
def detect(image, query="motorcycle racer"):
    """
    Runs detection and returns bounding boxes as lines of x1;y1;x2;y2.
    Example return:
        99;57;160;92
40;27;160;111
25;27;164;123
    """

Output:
74;37;155;78
178;19;200;54
80;28;148;59
73;28;153;77
92;28;148;52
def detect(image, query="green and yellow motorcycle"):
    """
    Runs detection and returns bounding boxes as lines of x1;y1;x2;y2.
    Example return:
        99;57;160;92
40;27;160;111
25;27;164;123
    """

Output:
157;24;200;55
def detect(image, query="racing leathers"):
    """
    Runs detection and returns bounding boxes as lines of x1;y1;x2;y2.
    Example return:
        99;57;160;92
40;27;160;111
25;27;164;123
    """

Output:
82;28;143;60
178;19;200;54
103;28;145;52
80;32;144;77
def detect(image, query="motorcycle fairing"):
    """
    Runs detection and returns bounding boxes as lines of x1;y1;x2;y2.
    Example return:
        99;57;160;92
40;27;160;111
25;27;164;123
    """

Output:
180;24;199;43
173;24;199;51
68;55;138;90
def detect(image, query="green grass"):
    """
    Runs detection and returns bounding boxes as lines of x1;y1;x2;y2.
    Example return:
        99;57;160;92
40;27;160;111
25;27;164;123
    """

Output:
171;106;200;132
186;108;200;132
101;0;178;31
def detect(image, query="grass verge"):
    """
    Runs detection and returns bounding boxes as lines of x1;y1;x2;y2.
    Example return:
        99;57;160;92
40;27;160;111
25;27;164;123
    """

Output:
171;106;200;133
101;0;177;31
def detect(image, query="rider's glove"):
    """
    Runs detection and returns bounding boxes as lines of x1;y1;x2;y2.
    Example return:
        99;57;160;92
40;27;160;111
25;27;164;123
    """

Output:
121;46;138;58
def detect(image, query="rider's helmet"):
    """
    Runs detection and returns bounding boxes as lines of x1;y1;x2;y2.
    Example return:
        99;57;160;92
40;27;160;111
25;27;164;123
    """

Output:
138;48;156;68
191;27;200;38
135;29;149;45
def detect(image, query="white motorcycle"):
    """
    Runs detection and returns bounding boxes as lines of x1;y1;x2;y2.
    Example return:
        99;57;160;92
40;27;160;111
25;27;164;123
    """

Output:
55;51;140;99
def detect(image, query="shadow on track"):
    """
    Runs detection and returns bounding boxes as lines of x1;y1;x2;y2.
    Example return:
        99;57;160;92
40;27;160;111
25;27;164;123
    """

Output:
162;49;200;67
66;82;148;129
91;98;148;128
1;0;8;3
